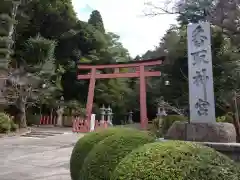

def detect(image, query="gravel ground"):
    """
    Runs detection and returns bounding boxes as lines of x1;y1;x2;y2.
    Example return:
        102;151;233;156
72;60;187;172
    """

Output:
0;128;83;180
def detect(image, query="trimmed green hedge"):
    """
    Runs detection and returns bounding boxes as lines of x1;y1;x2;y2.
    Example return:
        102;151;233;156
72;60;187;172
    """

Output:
70;127;141;180
79;130;155;180
111;141;240;180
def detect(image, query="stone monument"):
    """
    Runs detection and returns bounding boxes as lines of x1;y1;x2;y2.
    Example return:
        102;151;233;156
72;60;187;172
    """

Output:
165;22;236;142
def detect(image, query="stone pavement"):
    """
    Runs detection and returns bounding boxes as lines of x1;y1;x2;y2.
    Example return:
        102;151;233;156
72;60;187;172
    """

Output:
0;128;84;180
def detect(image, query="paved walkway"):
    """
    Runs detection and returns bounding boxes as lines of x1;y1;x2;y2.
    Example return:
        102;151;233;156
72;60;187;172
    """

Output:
0;128;84;180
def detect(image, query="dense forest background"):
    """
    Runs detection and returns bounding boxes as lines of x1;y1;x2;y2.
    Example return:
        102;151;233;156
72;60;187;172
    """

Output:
2;0;240;125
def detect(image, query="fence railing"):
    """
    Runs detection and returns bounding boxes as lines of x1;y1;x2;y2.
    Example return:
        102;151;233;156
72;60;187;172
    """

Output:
72;118;108;133
39;115;57;125
38;115;108;132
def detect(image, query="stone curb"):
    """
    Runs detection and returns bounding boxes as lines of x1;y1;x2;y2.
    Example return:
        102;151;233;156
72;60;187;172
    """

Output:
157;138;240;150
202;142;240;152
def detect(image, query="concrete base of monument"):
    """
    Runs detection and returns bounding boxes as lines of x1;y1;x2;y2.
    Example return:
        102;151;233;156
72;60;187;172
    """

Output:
164;121;236;143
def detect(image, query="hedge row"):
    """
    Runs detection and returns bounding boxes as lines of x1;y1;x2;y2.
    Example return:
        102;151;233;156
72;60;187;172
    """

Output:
79;130;155;180
70;127;148;180
112;141;240;180
70;127;240;180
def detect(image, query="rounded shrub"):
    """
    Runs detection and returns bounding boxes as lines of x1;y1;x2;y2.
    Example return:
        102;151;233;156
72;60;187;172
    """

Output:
70;127;141;180
0;112;12;133
79;130;155;180
10;119;17;131
151;115;187;137
162;115;187;134
111;141;240;180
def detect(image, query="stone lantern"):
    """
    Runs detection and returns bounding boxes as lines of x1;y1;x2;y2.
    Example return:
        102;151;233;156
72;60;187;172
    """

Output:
106;105;113;126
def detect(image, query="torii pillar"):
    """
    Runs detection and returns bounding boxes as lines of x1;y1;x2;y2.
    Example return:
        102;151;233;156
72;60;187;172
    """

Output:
77;59;163;130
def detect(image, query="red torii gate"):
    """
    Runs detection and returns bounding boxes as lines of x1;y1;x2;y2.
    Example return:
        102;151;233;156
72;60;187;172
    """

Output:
77;58;163;130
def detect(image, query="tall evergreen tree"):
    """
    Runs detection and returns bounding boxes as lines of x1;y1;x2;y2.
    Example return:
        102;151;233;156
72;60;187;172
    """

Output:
88;10;105;33
0;0;20;105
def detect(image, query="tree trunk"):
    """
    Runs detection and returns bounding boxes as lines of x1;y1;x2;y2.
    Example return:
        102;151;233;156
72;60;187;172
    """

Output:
232;91;240;143
233;117;240;143
16;97;27;128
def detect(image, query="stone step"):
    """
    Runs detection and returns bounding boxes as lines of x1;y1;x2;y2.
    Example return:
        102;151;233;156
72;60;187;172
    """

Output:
21;131;64;138
21;134;49;138
30;131;63;135
26;133;56;136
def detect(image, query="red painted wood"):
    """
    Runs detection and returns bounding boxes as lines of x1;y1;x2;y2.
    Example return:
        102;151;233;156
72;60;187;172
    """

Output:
85;67;96;130
77;59;163;130
72;117;89;133
78;71;161;80
114;68;119;73
139;65;148;129
39;115;57;125
78;60;162;69
95;120;108;130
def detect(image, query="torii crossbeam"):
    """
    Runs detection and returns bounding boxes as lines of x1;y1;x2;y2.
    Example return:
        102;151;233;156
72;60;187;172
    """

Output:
77;58;163;130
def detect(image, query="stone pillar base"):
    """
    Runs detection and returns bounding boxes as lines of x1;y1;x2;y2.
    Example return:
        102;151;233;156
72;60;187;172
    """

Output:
165;122;236;143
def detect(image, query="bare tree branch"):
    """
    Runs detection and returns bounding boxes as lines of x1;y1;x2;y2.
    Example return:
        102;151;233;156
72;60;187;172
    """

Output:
144;1;181;16
144;0;240;38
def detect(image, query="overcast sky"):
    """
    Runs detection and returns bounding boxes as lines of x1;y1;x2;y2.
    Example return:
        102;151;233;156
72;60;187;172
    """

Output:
71;0;177;57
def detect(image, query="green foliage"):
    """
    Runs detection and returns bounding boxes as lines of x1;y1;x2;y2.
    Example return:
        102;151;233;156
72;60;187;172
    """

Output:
176;0;213;25
152;115;187;137
0;37;13;48
4;34;58;128
216;113;234;123
9;0;240;127
79;130;155;180
0;0;15;16
64;100;86;116
16;0;77;40
26;114;40;126
0;0;17;69
0;13;14;36
88;10;105;33
22;35;56;66
10;119;17;131
111;141;240;180
216;116;226;123
13;0;134;123
162;115;187;134
175;0;240;49
0;113;11;133
70;127;139;180
140;20;240;118
140;26;189;113
0;112;17;133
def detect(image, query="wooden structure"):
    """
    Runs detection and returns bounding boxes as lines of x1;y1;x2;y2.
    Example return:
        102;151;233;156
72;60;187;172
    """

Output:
72;118;108;133
77;58;163;129
39;115;57;125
